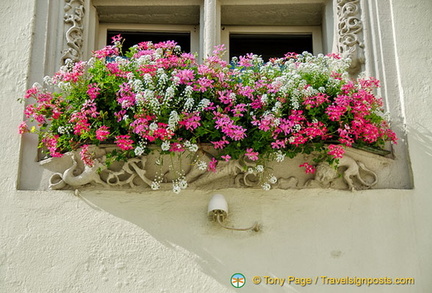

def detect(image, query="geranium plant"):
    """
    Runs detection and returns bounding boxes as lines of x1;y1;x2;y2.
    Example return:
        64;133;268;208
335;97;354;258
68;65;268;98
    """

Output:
19;35;397;191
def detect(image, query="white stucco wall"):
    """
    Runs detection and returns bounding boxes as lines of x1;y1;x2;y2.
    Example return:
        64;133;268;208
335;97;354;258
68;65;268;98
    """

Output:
1;0;431;292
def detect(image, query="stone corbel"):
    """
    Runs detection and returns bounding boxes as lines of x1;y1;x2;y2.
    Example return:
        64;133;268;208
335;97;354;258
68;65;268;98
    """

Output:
336;0;365;76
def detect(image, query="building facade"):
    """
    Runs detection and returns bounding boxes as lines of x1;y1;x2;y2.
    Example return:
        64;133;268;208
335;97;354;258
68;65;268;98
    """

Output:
1;0;431;292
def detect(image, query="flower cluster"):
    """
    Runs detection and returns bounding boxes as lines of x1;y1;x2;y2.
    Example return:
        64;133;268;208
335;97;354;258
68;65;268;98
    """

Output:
19;36;397;191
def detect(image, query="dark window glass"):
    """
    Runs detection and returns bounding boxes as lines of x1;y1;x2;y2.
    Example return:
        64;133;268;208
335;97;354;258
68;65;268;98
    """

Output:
229;34;313;61
107;31;191;53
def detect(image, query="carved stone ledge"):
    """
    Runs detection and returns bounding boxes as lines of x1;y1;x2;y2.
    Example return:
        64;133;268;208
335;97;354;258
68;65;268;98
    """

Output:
39;145;394;192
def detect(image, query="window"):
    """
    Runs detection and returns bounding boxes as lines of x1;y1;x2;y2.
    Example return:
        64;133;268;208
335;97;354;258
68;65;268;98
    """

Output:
221;26;322;62
229;34;313;61
106;31;192;52
98;24;199;55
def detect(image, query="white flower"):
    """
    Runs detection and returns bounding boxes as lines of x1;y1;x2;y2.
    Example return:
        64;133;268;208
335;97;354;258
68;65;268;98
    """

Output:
197;161;207;171
168;110;179;130
151;181;160;190
43;76;53;86
132;79;143;91
143;89;154;101
87;57;95;67
57;81;71;91
172;184;181;194
57;126;70;134
261;183;271;191
184;85;193;97
269;176;278;184
165;86;175;100
161;141;170;151
134;146;145;156
183;98;194;111
275;151;286;163
126;72;135;80
149;122;158;131
178;179;188;189
255;165;264;173
172;76;180;85
196;98;210;111
188;144;198;152
143;73;153;84
247;167;254;174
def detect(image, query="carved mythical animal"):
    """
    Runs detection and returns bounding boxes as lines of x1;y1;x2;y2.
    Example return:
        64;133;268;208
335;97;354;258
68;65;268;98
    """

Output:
312;155;378;191
49;152;107;189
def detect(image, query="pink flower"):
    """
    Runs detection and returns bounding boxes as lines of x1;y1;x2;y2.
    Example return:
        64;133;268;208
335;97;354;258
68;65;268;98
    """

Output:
211;137;229;149
208;157;218;172
179;113;201;130
303;93;330;109
18;121;28;134
299;163;316;174
245;148;259;161
326;53;341;59
115;135;134;150
217;90;235;105
271;139;287;149
69;112;90;135
80;145;94;167
87;84;101;100
175;69;195;84
42;135;62;158
221;155;231;161
117;83;136;108
95;126;110;141
194;77;214;92
93;45;119;58
327;144;345;159
169;142;185;153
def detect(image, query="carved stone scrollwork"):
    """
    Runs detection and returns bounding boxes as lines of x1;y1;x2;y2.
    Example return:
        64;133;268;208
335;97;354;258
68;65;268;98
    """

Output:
40;145;381;191
62;0;85;65
336;0;365;76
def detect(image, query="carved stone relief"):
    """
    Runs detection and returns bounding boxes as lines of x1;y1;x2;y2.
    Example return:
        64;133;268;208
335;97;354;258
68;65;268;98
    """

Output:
336;0;365;76
40;145;387;192
62;0;85;64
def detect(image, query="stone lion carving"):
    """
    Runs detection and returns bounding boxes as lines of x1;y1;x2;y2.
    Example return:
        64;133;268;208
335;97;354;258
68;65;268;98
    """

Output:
308;155;378;191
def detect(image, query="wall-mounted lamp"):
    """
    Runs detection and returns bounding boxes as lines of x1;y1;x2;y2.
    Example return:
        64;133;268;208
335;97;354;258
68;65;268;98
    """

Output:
208;194;260;232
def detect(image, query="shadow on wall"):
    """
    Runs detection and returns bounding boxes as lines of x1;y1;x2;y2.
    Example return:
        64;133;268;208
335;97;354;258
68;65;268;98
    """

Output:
404;123;432;189
407;123;432;157
76;188;344;293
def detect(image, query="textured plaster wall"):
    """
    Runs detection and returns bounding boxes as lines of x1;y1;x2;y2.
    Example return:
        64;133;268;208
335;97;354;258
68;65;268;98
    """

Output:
1;0;431;293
